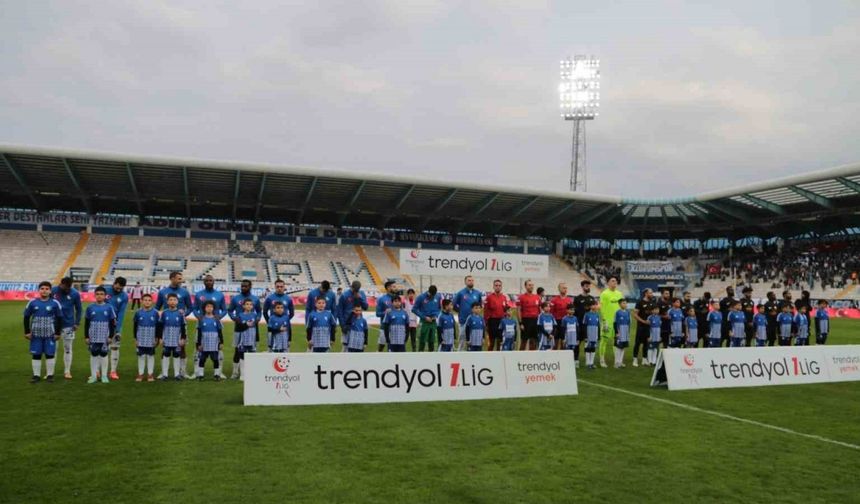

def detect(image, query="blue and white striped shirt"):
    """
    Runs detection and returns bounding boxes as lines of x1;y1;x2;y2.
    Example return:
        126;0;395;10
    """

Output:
134;308;158;347
465;314;485;347
197;317;223;352
437;313;456;346
306;310;336;349
383;309;409;345
159;309;185;347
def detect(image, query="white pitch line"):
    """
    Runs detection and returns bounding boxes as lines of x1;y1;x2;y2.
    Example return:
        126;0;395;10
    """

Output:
578;379;860;452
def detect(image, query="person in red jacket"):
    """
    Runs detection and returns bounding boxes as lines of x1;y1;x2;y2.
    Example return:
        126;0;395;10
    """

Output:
483;279;510;351
517;279;541;350
550;282;573;350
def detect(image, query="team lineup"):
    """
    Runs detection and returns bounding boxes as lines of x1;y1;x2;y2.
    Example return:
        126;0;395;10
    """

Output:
24;272;833;383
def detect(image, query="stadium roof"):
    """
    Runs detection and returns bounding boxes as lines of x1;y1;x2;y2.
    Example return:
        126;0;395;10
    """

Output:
2;144;860;240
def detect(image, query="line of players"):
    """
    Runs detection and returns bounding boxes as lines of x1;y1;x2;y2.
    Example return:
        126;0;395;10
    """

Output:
22;272;834;383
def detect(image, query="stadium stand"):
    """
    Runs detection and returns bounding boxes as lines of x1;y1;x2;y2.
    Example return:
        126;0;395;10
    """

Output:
0;230;78;283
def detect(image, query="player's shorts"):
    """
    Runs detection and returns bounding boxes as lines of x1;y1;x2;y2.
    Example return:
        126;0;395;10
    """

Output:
240;345;256;354
162;346;180;358
136;346;155;356
648;340;660;350
539;344;552;351
730;337;744;348
347;348;363;353
88;342;108;356
585;341;597;352
686;339;698;348
389;344;406;352
816;334;828;345
312;347;329;353
61;326;76;341
30;337;57;357
468;345;483;352
438;343;453;352
272;346;288;353
502;338;515;351
669;337;683;348
521;318;538;341
198;351;219;366
709;338;722;348
755;339;767;347
779;337;791;346
614;340;629;349
795;338;808;346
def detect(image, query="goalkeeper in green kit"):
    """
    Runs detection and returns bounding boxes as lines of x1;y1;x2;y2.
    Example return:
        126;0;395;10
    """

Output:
598;276;624;368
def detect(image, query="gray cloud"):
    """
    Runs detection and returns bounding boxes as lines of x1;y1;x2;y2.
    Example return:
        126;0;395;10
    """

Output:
1;0;858;199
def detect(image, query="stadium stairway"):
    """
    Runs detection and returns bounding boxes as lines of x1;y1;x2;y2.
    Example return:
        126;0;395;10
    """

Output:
94;235;122;284
835;283;860;299
353;245;383;288
53;232;89;285
383;246;415;286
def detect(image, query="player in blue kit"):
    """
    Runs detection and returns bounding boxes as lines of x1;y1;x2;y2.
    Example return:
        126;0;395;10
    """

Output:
156;272;194;377
375;281;397;352
51;277;82;380
794;305;810;346
23;281;63;383
306;296;337;353
345;305;369;352
684;307;698;348
499;306;518;351
815;299;830;345
777;304;794;346
158;293;187;381
707;300;723;348
753;304;768;347
266;301;292;353
104;277;128;380
613;299;630;368
464;302;486;351
647;305;662;366
383;295;410;352
263;279;295;322
233;298;261;381
537;301;556;351
195;300;224;381
668;298;685;348
194;275;227;378
133;293;159;382
728;301;746;347
583;301;601;369
227;280;262;378
453;276;483;351
437;299;457;352
85;286;117;384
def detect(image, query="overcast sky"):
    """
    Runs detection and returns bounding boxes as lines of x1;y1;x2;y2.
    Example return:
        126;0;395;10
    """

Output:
2;0;858;198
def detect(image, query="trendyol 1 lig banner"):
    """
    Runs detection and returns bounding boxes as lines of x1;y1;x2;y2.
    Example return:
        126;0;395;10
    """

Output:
243;351;577;406
655;345;860;391
399;249;549;279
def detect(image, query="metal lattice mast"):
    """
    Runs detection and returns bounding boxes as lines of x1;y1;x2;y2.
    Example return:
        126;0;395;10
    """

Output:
560;55;599;193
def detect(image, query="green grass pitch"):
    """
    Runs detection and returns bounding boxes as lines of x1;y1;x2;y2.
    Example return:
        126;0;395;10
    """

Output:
1;301;859;503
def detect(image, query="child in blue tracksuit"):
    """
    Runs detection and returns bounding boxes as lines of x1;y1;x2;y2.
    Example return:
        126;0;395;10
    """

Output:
537;301;555;351
233;299;260;381
85;286;118;384
707;300;723;348
133;293;159;381
307;297;337;353
583;301;601;369
195;300;224;380
437;300;457;352
815;300;830;345
346;305;369;352
684;307;698;348
464;302;485;351
728;301;746;347
668;299;685;348
382;296;410;352
794;306;810;346
777;305;794;346
754;304;768;347
499;306;518;351
560;304;579;361
614;299;631;368
158;293;186;381
24;281;64;383
267;301;292;353
647;306;662;366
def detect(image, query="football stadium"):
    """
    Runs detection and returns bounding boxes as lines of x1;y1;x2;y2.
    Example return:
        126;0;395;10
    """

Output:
3;3;860;504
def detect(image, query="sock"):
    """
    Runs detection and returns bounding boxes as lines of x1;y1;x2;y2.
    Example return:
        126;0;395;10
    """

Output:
138;355;145;375
100;355;109;377
110;348;120;373
239;359;245;379
646;349;652;363
63;341;73;373
46;358;55;376
162;356;170;376
179;358;187;376
32;359;41;377
173;358;180;377
147;355;155;375
91;356;99;378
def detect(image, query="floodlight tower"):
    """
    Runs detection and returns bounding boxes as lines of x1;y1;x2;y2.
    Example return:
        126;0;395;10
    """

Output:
560;56;600;192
